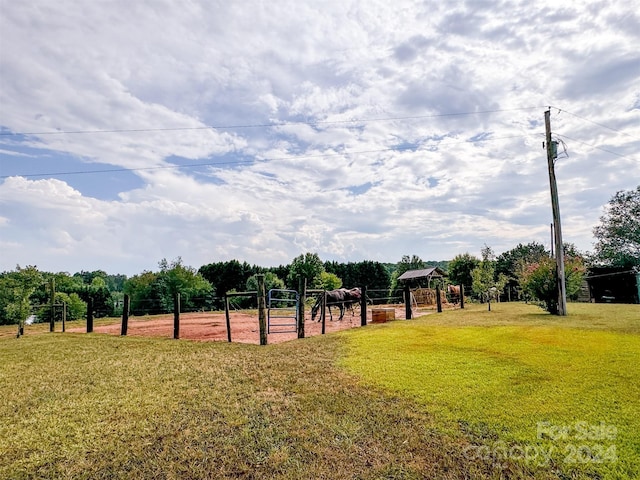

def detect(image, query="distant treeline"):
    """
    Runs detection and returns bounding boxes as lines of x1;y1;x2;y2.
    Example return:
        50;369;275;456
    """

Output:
1;257;450;324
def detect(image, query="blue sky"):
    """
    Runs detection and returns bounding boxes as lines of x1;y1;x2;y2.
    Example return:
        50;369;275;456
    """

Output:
1;1;639;276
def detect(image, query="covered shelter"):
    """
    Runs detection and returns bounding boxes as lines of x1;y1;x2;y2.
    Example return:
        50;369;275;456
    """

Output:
397;267;446;288
397;267;447;307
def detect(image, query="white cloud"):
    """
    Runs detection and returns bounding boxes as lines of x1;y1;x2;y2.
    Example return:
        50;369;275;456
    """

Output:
1;0;639;275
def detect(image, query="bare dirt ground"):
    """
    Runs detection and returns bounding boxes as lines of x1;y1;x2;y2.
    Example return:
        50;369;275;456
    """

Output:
67;304;437;345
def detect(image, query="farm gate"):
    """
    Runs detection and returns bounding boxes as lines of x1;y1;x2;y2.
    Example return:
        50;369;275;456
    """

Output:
267;289;299;334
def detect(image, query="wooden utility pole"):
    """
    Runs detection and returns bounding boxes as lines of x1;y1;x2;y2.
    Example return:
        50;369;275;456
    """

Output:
545;109;567;316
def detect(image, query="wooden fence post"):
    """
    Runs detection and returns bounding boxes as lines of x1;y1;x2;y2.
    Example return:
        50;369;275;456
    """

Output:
321;291;326;334
460;284;465;309
257;275;267;345
62;302;66;332
86;297;93;333
360;285;367;326
224;295;232;342
436;285;442;313
173;293;180;339
121;294;129;336
404;284;412;319
50;278;55;332
297;277;306;339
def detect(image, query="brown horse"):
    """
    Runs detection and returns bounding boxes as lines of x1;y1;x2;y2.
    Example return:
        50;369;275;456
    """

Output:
311;287;361;321
447;285;461;304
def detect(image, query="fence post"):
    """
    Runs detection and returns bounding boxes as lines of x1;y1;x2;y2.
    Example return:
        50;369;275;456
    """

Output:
86;297;93;333
460;284;465;309
224;295;232;342
121;294;130;336
404;284;412;319
321;291;326;334
360;285;367;326
62;302;66;332
173;293;180;339
50;278;55;332
436;285;442;313
257;274;267;345
297;277;306;339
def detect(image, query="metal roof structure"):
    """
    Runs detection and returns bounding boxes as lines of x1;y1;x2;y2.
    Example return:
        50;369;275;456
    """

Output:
397;267;446;282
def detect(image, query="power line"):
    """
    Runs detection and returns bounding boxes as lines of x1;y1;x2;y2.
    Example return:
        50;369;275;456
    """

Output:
553;133;638;160
550;106;640;141
0;106;544;137
0;133;532;179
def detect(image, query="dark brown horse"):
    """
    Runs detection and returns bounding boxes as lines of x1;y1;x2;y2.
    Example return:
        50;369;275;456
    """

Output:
312;288;361;321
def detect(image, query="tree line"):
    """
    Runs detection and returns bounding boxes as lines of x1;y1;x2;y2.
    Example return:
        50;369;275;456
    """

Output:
1;186;637;325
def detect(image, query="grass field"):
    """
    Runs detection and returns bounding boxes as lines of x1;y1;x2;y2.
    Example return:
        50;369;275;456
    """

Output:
340;302;640;480
0;302;637;479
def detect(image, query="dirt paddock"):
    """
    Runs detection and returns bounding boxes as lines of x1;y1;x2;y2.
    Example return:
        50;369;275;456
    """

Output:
68;305;435;345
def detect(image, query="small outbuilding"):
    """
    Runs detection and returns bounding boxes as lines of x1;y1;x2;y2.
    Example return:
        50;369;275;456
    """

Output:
585;267;640;304
397;267;446;288
397;267;448;307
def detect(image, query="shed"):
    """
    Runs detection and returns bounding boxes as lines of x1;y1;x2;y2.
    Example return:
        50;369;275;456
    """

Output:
397;267;446;288
585;267;640;304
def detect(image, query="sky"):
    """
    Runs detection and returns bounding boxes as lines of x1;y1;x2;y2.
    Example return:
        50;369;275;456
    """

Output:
1;0;639;277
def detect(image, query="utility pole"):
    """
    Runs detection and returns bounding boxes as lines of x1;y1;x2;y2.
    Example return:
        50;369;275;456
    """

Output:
545;109;567;315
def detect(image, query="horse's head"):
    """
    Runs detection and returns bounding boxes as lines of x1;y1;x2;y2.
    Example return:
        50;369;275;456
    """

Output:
311;297;321;321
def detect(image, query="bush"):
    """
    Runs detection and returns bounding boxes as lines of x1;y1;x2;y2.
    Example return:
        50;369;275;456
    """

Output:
518;255;586;314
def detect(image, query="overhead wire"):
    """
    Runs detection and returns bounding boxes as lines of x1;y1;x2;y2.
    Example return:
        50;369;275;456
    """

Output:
549;106;640;141
553;133;637;160
0;106;544;137
1;133;532;179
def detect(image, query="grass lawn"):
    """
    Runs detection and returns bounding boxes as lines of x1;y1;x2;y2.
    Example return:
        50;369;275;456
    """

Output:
0;302;637;479
340;302;640;480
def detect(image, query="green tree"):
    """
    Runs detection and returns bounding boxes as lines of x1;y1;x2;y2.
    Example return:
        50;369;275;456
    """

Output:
158;258;213;312
389;255;425;293
287;253;324;289
470;246;499;310
0;265;44;326
447;253;480;288
199;260;254;300
324;260;390;290
592;186;640;268
518;254;586;314
317;271;342;291
246;272;285;293
123;271;164;315
37;292;86;323
495;242;548;300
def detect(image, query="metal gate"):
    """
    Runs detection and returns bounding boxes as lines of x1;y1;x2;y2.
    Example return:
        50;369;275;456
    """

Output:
267;289;299;333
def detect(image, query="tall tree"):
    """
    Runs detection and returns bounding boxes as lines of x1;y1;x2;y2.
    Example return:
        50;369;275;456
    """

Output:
592;186;640;268
389;255;426;293
470;245;506;310
158;258;213;312
287;253;324;289
495;242;548;300
199;260;254;298
0;265;44;326
447;253;480;288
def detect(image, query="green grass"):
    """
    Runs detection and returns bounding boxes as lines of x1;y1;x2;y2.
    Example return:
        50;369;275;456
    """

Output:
339;302;640;480
1;303;637;479
0;329;542;479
